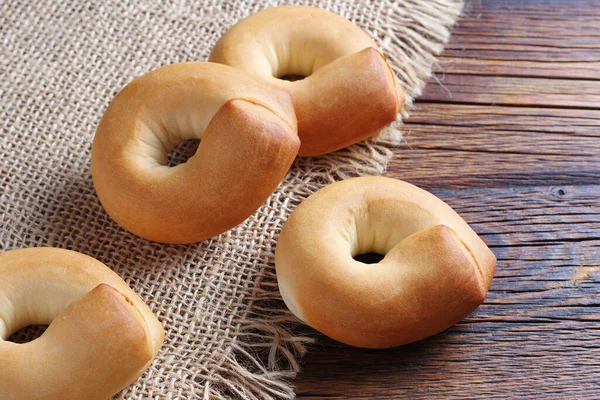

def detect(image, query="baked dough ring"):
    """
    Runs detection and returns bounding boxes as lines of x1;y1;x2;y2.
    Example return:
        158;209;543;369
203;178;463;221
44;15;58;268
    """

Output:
209;6;404;156
92;62;300;244
275;177;496;348
0;248;165;400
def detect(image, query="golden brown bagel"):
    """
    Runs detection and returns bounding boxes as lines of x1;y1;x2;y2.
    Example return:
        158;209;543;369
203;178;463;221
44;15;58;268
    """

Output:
275;177;496;348
92;62;300;244
209;6;404;156
0;247;165;400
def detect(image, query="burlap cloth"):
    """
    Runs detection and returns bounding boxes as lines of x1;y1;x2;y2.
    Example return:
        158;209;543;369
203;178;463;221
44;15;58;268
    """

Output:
0;0;462;398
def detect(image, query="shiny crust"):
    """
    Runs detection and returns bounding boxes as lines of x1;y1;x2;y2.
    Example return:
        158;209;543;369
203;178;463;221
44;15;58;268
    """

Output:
0;248;165;399
275;177;496;348
92;62;300;244
209;5;404;156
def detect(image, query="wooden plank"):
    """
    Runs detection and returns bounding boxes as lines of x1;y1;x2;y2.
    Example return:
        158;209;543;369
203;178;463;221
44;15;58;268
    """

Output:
388;104;600;188
435;0;600;79
295;185;600;398
418;74;600;108
405;104;600;137
437;58;600;80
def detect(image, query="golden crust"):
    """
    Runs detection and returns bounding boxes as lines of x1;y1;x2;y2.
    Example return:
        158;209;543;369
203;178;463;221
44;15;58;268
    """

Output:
0;248;165;399
209;6;404;156
275;177;496;348
91;62;300;244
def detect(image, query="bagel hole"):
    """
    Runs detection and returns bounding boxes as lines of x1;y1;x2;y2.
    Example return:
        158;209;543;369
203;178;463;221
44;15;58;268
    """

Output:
7;324;48;343
279;74;306;82
353;252;385;264
166;139;200;167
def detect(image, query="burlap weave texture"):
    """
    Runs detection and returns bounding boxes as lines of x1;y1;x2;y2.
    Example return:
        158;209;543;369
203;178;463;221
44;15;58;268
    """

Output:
1;0;462;398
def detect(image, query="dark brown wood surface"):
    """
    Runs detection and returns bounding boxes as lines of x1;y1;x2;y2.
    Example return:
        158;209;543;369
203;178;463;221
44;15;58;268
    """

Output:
294;0;600;398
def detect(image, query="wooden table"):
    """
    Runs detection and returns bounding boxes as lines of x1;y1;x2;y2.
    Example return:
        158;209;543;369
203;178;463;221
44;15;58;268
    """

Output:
294;0;600;397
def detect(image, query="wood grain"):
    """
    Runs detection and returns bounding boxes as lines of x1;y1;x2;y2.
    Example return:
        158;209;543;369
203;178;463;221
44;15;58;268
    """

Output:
439;0;600;79
419;75;600;108
390;103;600;188
295;0;600;398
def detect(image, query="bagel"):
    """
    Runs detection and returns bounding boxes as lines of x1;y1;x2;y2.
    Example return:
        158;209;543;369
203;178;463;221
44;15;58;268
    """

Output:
0;247;164;399
92;62;300;244
275;177;496;348
209;6;404;156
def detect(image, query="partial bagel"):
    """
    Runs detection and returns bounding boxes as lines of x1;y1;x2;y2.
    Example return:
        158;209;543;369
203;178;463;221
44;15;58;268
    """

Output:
92;62;300;244
0;247;164;399
275;177;496;348
210;6;404;156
